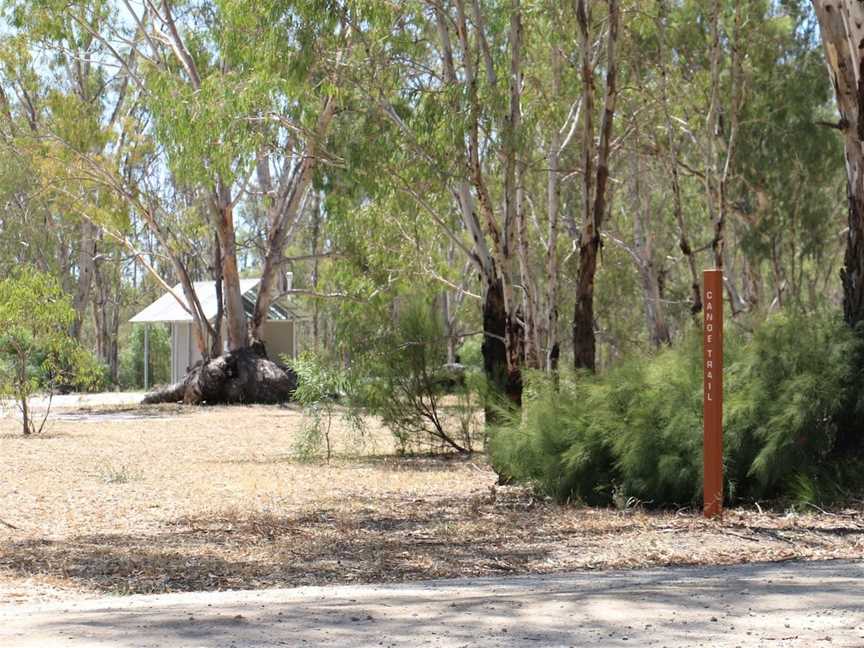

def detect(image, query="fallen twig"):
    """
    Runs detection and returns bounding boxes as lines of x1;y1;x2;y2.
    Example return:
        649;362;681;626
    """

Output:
721;529;761;543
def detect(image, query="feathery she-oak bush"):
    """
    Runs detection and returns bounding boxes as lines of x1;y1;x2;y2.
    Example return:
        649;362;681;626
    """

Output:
490;312;864;506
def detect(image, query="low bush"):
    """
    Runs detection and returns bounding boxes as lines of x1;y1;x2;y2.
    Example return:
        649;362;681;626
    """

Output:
490;311;864;507
290;353;365;461
360;297;481;453
293;296;485;455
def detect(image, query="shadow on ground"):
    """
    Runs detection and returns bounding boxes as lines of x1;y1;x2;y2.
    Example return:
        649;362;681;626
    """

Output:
1;484;862;598
0;493;550;595
3;561;863;647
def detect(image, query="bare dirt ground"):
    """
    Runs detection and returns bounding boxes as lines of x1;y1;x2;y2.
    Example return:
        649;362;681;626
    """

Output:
2;561;863;647
0;402;862;606
0;391;146;417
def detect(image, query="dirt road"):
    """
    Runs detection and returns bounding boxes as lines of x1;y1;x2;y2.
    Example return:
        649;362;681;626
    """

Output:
0;560;861;647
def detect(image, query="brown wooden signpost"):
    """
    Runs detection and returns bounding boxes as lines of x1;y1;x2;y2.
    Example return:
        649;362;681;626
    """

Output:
703;269;723;518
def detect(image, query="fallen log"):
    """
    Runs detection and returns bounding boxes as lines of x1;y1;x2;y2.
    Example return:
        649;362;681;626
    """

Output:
142;345;297;405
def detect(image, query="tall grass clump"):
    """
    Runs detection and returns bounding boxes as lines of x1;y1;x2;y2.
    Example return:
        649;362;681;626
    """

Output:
491;311;864;507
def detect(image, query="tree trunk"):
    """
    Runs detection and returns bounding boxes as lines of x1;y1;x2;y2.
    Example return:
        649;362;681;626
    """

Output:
71;220;97;340
20;393;29;436
573;0;596;371
143;346;297;405
250;98;336;343
215;203;248;351
634;207;671;348
707;0;742;275
176;262;211;359
657;0;701;315
544;43;562;373
310;192;322;352
573;0;619;371
108;299;120;382
17;356;30;436
630;108;671;348
92;259;108;369
641;265;671;347
210;231;225;357
507;3;540;371
841;143;864;326
91;243;121;383
482;278;521;416
811;0;864;326
573;247;599;371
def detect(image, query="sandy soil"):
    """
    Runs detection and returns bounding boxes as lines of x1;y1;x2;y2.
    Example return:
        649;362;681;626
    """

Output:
1;561;862;647
0;402;862;605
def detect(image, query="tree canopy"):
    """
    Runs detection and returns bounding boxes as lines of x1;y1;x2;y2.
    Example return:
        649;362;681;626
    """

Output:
0;0;851;408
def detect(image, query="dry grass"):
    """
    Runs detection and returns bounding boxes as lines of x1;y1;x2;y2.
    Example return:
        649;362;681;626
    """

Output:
0;403;862;604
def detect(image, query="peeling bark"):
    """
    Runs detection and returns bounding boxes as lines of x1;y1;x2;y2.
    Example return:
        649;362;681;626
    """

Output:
811;0;864;327
482;278;522;413
214;200;248;351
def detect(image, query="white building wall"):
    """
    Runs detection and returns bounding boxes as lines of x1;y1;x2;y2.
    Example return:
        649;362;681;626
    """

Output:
171;318;294;384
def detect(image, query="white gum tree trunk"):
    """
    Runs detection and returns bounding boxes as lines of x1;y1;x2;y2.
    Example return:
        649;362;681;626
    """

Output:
812;0;864;326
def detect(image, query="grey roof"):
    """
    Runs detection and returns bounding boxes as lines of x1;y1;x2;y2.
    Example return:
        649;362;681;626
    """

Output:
130;277;291;323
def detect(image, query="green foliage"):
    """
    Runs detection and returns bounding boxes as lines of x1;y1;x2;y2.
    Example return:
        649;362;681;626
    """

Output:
725;312;864;501
119;325;171;390
307;290;482;455
490;369;617;505
491;312;864;507
0;267;100;434
360;297;477;454
289;352;365;461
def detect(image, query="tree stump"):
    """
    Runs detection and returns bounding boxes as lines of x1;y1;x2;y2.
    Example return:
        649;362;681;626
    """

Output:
142;346;297;405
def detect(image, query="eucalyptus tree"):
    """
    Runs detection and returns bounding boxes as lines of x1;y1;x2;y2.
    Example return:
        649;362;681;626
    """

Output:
809;0;864;327
728;0;843;312
114;0;346;357
0;1;155;387
0;0;128;344
347;0;626;400
342;0;528;404
571;0;620;371
0;0;362;397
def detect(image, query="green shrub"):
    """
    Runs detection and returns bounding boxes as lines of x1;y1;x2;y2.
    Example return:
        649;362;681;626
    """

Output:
289;352;365;461
490;311;864;507
725;311;864;502
0;268;101;435
362;297;477;453
315;294;485;454
490;369;617;504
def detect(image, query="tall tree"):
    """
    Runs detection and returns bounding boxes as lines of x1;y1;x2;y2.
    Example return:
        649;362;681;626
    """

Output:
572;0;620;371
810;0;864;327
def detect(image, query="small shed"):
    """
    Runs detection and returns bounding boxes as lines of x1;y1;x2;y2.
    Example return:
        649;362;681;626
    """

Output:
130;276;297;386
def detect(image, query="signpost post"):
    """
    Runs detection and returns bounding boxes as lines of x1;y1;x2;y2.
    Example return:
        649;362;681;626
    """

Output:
703;269;723;518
